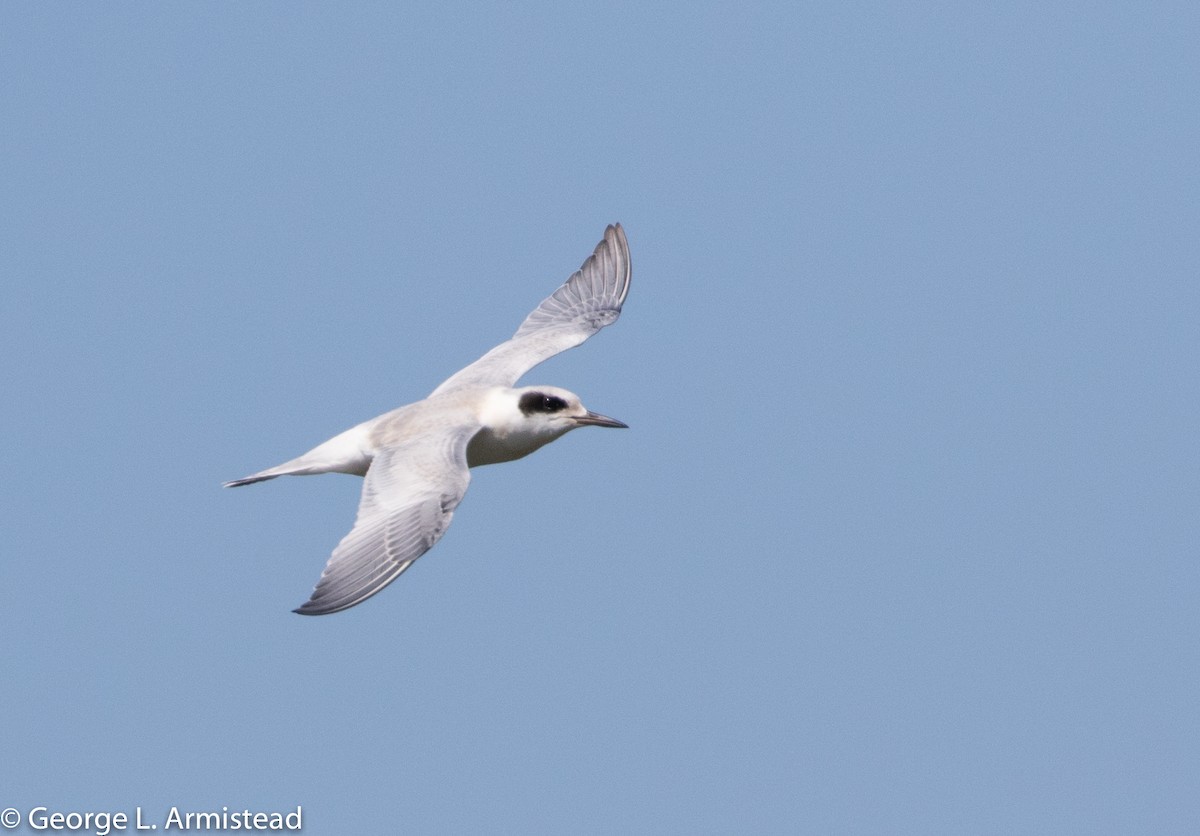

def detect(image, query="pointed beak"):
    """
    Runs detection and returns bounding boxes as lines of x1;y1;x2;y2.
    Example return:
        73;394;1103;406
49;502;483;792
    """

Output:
574;410;629;429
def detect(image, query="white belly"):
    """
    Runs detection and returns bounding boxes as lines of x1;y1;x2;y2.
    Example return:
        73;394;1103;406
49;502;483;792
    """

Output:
466;426;557;467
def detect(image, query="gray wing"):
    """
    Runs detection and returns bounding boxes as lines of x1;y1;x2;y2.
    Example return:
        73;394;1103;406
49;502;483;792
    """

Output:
293;427;475;615
430;224;631;396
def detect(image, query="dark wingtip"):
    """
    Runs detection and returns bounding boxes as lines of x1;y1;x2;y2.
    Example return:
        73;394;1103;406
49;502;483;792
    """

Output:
293;597;343;616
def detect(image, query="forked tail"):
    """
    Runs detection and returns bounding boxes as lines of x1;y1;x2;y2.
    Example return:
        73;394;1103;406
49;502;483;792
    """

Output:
223;458;315;488
224;420;375;488
223;472;281;488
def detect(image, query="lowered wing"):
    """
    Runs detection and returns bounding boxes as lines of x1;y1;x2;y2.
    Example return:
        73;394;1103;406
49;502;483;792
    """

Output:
293;426;475;615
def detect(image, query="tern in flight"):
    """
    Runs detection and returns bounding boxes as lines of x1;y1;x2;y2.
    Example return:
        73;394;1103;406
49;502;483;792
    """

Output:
226;224;631;615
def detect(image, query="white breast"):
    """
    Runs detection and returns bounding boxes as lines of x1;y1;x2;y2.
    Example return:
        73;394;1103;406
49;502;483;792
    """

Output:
466;426;556;467
465;387;566;467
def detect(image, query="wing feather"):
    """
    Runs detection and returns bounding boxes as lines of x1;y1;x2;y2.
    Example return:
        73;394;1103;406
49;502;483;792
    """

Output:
293;428;474;615
430;224;630;395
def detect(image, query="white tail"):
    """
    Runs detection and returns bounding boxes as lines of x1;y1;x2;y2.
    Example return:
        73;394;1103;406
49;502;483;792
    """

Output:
223;420;376;488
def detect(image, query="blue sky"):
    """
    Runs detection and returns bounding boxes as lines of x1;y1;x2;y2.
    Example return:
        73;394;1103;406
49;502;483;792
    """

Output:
2;3;1197;833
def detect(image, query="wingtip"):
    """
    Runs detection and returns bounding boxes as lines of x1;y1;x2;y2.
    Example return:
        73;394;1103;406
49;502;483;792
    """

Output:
603;223;631;305
292;594;356;616
292;599;331;616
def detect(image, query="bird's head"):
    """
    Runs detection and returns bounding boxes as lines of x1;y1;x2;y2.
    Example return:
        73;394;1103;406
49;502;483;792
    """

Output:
513;385;628;434
469;385;627;467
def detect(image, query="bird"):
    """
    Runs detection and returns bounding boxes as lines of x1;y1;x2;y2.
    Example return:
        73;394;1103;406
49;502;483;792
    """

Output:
225;224;631;615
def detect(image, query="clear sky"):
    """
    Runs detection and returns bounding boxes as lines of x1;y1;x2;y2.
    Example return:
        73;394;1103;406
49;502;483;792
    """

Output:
2;3;1197;834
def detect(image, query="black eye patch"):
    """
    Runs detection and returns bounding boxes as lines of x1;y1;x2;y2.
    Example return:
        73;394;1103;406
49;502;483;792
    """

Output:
519;391;569;415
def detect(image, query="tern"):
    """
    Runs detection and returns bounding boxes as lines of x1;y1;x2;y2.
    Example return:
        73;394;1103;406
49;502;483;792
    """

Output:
226;224;631;615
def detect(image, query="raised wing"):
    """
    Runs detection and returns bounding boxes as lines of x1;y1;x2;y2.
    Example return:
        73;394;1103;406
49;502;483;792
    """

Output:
293;427;474;615
430;224;631;395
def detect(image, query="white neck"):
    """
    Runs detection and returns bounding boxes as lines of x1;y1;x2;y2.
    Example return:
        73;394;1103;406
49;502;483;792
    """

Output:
467;388;572;468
